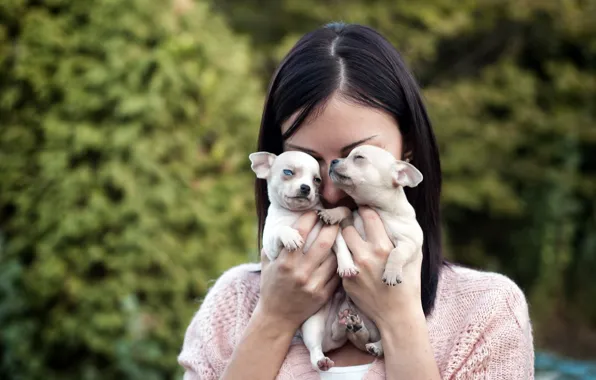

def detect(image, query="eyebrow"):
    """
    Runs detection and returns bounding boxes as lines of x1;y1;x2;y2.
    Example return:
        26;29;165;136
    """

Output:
285;135;378;157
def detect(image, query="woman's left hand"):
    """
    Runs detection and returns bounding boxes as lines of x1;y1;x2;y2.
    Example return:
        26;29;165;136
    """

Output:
341;206;424;327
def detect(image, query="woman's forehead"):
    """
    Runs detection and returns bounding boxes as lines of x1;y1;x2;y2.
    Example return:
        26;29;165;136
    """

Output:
282;96;402;157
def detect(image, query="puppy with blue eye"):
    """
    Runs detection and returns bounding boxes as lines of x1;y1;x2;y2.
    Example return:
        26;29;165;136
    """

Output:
249;150;357;371
249;151;358;275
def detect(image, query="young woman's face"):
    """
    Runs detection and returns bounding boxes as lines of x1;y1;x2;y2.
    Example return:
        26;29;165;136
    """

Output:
282;94;403;209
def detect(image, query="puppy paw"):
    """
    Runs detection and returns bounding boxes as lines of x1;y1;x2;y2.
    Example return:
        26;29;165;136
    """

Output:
337;265;359;278
337;309;351;326
365;342;383;357
279;228;304;251
317;357;334;371
382;269;403;286
317;208;346;225
344;310;363;332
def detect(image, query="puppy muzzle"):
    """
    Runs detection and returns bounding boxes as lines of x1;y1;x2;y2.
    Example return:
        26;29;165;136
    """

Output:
329;160;351;183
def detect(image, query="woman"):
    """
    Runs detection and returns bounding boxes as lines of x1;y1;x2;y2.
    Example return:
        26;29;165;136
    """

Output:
178;23;534;379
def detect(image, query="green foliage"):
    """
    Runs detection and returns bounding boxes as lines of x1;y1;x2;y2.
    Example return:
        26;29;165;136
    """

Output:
211;0;596;354
0;0;261;379
423;3;596;341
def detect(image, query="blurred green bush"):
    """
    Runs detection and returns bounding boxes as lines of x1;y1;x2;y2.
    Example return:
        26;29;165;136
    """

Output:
0;0;261;379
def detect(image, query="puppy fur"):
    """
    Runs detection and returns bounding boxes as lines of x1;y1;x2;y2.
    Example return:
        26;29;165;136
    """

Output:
319;144;424;357
249;150;357;371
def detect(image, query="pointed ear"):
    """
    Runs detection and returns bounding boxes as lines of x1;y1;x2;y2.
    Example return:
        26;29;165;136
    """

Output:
249;152;276;179
391;160;423;188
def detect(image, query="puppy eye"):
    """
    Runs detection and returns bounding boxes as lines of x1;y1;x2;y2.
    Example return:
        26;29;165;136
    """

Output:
283;169;293;176
354;155;365;160
314;177;322;184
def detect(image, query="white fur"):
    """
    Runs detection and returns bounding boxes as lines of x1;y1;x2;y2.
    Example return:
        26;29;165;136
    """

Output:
249;150;357;371
323;144;425;357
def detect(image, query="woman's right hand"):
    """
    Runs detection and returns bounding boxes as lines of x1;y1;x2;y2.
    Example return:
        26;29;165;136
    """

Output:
257;211;340;330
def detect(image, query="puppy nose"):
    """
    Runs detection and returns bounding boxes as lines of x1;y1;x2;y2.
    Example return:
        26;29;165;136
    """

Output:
300;184;311;195
330;159;340;167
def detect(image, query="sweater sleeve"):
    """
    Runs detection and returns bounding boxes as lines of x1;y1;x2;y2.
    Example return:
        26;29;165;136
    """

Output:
177;264;260;380
452;282;535;380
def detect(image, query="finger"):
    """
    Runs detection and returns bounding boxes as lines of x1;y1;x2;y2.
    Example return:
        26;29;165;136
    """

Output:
276;211;319;262
303;224;339;273
312;252;338;284
303;254;337;297
341;225;368;253
321;274;341;302
292;210;319;241
358;207;393;249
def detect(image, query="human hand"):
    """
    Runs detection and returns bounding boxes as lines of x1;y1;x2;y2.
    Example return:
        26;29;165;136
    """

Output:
257;211;341;331
341;207;423;327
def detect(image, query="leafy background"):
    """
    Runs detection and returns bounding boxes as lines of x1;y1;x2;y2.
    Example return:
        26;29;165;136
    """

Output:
0;0;594;379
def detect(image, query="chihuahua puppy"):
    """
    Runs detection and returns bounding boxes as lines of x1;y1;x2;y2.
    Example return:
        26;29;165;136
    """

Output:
249;150;357;371
319;144;424;357
249;151;358;276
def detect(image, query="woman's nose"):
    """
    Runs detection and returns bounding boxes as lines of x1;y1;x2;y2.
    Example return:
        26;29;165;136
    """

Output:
321;169;344;206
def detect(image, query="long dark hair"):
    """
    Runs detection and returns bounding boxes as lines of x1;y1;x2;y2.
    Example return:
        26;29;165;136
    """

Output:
255;23;444;316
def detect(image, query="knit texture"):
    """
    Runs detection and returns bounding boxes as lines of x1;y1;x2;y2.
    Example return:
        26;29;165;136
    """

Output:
178;263;534;379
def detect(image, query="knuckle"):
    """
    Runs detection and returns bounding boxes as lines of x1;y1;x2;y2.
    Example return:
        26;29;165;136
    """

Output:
355;255;374;270
294;272;309;287
278;259;292;272
318;239;333;251
303;283;317;295
317;226;337;251
373;243;391;257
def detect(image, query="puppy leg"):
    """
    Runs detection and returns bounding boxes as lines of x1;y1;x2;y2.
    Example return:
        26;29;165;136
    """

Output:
365;340;384;357
330;293;348;342
318;206;351;225
334;231;358;277
276;226;304;251
344;310;370;351
332;309;349;341
301;308;334;371
340;299;383;355
382;241;417;286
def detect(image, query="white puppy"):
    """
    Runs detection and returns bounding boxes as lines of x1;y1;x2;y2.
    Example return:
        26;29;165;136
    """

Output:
249;150;357;371
319;144;424;357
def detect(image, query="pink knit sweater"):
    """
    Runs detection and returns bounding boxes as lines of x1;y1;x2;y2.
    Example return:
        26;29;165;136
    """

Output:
178;263;534;379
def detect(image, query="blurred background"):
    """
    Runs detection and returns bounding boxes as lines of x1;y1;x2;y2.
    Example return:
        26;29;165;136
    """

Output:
0;0;595;379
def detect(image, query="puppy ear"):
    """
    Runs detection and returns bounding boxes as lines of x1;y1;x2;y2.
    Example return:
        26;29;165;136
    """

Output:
392;160;423;188
249;152;276;179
